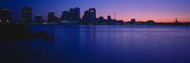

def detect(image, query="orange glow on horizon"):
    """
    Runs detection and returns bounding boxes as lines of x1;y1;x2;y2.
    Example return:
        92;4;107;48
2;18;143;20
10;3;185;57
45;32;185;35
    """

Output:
97;14;190;23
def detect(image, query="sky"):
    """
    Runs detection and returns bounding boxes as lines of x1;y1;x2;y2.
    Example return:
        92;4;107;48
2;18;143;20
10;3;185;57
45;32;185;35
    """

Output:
0;0;190;22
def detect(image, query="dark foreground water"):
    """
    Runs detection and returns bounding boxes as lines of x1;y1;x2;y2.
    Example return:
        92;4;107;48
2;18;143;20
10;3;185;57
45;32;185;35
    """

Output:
1;25;190;63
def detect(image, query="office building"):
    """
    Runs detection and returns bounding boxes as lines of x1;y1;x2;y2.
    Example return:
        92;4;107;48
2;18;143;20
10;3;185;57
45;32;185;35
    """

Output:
107;15;111;21
0;9;11;24
61;11;70;20
89;8;96;23
69;7;80;21
22;7;32;23
131;19;136;24
35;15;43;23
82;8;96;24
48;12;58;23
82;10;90;24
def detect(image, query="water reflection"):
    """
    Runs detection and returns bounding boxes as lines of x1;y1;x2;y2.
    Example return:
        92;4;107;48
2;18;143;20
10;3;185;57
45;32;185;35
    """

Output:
2;25;190;63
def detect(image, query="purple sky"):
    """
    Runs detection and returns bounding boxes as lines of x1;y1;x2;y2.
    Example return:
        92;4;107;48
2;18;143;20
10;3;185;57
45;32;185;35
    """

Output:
1;0;190;22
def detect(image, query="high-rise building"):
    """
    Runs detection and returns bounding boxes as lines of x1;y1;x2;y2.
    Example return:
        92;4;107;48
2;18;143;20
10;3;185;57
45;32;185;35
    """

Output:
35;15;43;23
69;7;80;21
22;7;32;24
82;8;96;24
60;7;80;24
70;8;75;21
107;15;111;21
89;8;96;23
106;15;114;24
98;16;105;24
146;20;155;25
48;12;58;23
0;9;11;24
82;10;90;24
131;19;136;24
117;20;124;25
48;12;55;22
61;11;70;20
175;18;179;23
75;7;80;21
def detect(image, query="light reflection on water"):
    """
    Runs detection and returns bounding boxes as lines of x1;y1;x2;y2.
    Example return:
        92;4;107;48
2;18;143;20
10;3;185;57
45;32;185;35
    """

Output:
2;25;190;63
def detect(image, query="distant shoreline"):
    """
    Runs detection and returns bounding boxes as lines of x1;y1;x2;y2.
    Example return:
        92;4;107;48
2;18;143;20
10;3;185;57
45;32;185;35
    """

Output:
1;24;190;26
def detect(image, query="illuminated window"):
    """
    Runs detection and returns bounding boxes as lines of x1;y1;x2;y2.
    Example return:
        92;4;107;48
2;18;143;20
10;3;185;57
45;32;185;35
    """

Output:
0;20;1;22
7;20;9;23
90;10;94;12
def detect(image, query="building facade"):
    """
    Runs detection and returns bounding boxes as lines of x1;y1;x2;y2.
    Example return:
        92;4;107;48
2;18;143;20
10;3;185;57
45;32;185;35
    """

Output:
0;9;11;24
22;7;32;24
82;8;96;24
35;15;43;23
48;12;58;23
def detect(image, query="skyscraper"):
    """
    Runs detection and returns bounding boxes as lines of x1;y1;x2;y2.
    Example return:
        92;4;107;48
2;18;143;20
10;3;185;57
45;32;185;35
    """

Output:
107;15;111;21
60;7;80;24
131;19;136;24
89;8;96;23
175;18;179;23
35;15;43;23
48;12;55;22
61;11;70;20
82;10;90;24
98;16;105;24
48;12;58;23
22;7;32;24
107;15;113;24
69;7;80;21
75;7;80;21
82;8;96;24
70;8;75;21
0;9;11;24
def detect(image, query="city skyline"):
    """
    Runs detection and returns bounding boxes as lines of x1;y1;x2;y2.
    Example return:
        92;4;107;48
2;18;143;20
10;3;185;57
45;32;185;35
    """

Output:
0;0;190;22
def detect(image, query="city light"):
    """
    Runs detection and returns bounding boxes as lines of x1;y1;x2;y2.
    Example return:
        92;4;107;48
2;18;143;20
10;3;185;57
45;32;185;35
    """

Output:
6;20;9;23
1;0;190;63
90;10;94;12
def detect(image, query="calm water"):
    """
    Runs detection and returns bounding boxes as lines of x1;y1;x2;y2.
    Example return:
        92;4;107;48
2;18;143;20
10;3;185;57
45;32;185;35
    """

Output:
1;25;190;63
